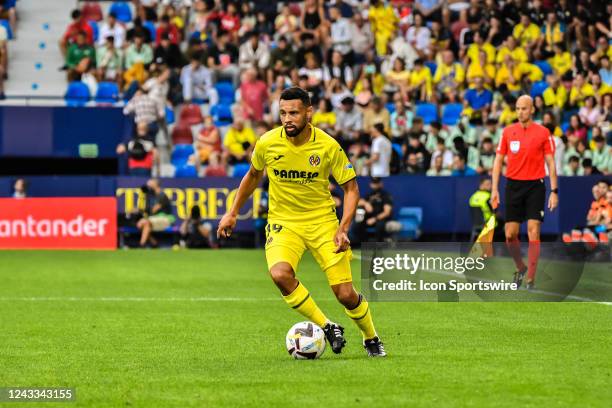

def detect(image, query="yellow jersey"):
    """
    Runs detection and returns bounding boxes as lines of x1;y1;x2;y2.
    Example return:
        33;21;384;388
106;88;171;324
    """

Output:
251;124;356;228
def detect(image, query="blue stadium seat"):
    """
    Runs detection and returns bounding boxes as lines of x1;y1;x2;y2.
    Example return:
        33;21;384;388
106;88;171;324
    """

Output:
64;81;91;106
561;108;578;124
171;144;195;166
95;82;120;103
534;60;553;76
561;122;569;134
88;20;99;42
175;164;198;178
530;80;549;98
385;102;396;114
143;21;157;43
110;2;133;23
425;61;437;76
232;163;250;178
397;207;423;240
0;20;13;40
415;103;438;125
392;143;403;161
165;106;175;125
441;103;463;126
210;103;233;127
215;82;235;105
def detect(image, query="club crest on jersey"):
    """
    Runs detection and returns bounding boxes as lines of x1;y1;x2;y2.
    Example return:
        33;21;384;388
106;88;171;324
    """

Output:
309;154;321;167
510;141;520;153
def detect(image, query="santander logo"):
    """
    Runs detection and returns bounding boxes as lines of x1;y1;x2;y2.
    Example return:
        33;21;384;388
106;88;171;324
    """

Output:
0;215;109;238
0;197;117;249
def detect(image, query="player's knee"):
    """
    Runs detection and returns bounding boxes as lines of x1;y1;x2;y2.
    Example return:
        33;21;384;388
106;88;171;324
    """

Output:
332;284;358;308
269;263;295;287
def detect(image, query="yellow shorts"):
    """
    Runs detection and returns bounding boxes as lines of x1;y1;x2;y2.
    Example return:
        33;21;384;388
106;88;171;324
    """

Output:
264;221;353;286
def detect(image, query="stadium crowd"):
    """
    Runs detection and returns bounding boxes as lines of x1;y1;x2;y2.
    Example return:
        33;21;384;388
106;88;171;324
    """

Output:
59;0;612;178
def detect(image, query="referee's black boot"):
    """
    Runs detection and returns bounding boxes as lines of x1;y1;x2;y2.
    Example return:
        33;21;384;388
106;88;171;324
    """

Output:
513;265;527;287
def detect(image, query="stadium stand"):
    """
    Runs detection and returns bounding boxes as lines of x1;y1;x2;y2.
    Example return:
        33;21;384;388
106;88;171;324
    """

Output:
2;0;611;178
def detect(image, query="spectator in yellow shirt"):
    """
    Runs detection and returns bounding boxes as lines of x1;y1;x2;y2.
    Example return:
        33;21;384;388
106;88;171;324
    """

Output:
368;0;398;56
465;30;496;65
542;74;568;113
495;36;528;65
385;57;411;102
495;55;522;92
498;96;518;126
549;44;572;78
466;50;495;89
408;58;433;102
222;117;257;164
536;11;565;59
312;98;336;135
512;14;541;48
433;50;465;100
569;73;595;108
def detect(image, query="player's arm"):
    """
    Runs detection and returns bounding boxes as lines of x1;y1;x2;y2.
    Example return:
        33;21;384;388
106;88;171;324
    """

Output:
335;178;359;253
545;154;558;211
217;165;264;238
490;153;504;209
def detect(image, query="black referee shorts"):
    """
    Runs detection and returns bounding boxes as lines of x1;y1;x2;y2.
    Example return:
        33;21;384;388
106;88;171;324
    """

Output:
505;178;546;223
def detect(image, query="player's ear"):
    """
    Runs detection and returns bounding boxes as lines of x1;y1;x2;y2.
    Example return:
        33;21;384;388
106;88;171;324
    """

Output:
306;105;313;120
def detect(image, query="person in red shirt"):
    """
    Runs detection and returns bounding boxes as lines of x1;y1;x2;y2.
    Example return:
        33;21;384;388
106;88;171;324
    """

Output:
239;67;269;122
59;9;94;58
155;15;180;46
491;95;558;290
219;2;241;42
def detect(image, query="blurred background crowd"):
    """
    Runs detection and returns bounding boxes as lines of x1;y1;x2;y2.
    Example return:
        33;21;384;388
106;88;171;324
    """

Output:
59;0;612;178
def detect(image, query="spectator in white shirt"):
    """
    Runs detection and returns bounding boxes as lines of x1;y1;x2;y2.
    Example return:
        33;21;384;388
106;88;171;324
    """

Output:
239;31;270;72
97;12;126;49
329;6;352;61
349;13;374;63
180;53;218;104
366;123;393;177
430;136;454;169
405;13;431;58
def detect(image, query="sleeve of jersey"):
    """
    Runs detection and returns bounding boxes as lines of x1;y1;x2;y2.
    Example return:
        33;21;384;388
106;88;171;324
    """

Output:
496;129;507;154
330;145;356;185
250;140;266;171
543;129;555;155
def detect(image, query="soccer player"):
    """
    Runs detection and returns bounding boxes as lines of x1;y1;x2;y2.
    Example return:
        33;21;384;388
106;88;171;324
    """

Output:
491;95;558;290
217;87;385;357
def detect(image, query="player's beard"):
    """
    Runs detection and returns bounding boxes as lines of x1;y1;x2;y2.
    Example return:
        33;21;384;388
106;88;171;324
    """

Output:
284;120;307;137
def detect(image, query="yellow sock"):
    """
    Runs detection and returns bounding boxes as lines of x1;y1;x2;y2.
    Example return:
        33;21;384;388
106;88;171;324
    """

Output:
283;282;328;328
345;294;377;340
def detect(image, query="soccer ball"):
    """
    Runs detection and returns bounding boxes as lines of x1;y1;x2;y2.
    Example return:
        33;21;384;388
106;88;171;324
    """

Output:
285;321;326;359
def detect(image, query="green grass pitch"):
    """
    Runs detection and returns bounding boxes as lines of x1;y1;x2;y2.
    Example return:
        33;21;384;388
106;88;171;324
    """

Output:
0;250;610;407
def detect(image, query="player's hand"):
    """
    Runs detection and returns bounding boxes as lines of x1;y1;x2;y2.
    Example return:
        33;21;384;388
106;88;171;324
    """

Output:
333;228;350;253
217;213;237;239
490;190;500;210
548;192;558;212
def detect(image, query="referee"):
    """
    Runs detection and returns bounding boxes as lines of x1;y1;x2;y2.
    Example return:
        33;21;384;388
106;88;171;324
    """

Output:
491;95;558;290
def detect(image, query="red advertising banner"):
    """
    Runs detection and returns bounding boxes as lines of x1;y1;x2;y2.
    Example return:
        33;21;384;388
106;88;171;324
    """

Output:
0;198;117;249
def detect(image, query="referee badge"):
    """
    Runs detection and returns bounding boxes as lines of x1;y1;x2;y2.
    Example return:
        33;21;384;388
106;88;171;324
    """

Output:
309;153;321;167
510;141;520;153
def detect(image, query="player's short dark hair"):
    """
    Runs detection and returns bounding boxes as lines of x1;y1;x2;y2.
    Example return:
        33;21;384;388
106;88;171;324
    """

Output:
482;137;493;144
71;9;81;20
597;179;610;187
479;177;491;185
280;87;311;107
568;155;579;163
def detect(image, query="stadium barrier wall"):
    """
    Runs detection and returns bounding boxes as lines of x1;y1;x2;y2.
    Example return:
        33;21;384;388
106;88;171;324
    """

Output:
0;107;131;158
0;176;604;235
